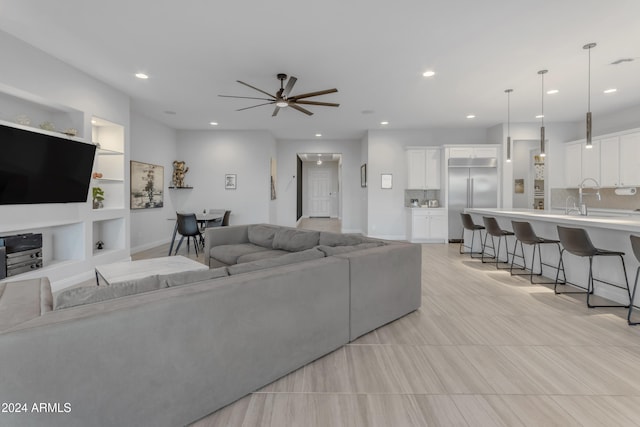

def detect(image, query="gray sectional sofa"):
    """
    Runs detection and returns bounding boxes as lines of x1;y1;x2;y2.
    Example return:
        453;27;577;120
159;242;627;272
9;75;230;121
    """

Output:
0;224;421;427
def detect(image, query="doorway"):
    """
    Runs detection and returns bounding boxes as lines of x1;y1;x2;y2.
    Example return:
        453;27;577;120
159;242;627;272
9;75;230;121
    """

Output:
296;153;342;222
512;140;544;209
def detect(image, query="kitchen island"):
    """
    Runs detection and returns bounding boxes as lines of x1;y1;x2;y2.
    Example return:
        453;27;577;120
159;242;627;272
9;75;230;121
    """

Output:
464;208;640;306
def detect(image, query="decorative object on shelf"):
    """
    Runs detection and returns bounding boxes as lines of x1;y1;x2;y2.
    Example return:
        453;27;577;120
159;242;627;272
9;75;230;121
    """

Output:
92;187;105;209
92;172;103;179
14;114;30;125
583;42;597;149
96;240;104;250
63;128;78;137
171;160;189;188
537;69;548;157
39;121;56;131
270;158;277;200
130;161;164;209
505;89;513;163
361;163;367;187
381;173;393;189
225;174;237;190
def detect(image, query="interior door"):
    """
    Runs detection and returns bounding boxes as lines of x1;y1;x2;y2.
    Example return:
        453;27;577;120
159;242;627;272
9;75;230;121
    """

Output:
308;169;332;217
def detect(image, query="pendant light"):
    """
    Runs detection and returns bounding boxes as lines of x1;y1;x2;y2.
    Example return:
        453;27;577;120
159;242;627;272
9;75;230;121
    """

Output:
538;70;548;157
505;89;513;162
584;42;596;149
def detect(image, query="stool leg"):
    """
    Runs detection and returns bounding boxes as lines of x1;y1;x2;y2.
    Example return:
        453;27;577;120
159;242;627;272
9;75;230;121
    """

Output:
459;228;465;254
629;267;640;325
554;250;565;294
586;254;630;309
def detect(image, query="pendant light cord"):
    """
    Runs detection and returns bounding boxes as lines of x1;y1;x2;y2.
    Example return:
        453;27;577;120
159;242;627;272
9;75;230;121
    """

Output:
541;72;545;127
588;46;591;113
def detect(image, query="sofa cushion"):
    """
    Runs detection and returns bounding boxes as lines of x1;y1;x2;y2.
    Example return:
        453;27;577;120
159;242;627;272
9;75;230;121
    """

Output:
319;232;368;247
236;249;288;263
158;267;229;287
228;247;325;275
272;229;320;252
316;242;384;256
0;277;52;332
210;243;270;265
247;224;281;248
54;275;164;310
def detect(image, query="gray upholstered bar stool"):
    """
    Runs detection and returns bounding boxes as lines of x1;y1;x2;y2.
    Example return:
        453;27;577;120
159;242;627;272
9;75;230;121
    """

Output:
459;213;485;258
627;235;640;325
556;225;630;309
510;220;565;284
481;216;515;269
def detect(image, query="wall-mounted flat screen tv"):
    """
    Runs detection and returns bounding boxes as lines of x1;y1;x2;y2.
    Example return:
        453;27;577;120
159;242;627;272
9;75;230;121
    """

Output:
0;123;96;205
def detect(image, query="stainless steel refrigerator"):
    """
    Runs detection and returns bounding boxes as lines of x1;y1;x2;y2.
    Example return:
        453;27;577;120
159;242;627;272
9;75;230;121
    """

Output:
448;157;498;241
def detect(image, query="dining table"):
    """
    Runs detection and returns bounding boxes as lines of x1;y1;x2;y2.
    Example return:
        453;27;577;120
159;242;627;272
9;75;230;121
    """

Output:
168;211;224;256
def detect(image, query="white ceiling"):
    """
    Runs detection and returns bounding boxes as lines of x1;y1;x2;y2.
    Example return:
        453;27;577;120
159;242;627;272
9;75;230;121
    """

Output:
1;0;639;140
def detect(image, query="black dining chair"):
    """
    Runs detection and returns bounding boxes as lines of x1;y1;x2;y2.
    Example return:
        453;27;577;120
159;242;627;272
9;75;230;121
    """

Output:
207;209;231;227
174;212;203;256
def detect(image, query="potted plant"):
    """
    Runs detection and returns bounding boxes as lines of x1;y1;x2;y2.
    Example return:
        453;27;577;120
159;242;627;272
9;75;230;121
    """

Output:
92;187;105;209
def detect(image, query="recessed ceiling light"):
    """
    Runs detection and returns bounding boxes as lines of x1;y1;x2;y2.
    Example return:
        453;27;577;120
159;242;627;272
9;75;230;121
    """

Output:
466;115;476;119
209;122;218;126
380;121;389;125
422;70;436;77
536;114;544;119
546;89;559;94
604;88;617;94
315;133;322;137
91;119;97;125
135;72;149;79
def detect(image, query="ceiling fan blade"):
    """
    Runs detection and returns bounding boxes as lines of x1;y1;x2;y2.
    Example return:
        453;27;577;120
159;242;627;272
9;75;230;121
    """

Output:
236;101;275;111
218;95;275;101
282;76;297;97
236;80;276;99
289;88;338;101
272;106;280;117
289;104;313;116
293;100;340;107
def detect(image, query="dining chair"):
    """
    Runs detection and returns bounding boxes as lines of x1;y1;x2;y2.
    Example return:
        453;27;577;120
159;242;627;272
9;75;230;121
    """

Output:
174;212;203;256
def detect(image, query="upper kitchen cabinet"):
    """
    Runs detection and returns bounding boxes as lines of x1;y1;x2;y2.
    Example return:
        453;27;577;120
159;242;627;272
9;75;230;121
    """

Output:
600;133;640;187
448;146;498;159
564;140;600;188
406;147;441;189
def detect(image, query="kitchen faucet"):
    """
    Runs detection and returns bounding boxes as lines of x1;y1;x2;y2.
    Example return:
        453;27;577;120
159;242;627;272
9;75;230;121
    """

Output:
565;195;580;215
578;177;601;216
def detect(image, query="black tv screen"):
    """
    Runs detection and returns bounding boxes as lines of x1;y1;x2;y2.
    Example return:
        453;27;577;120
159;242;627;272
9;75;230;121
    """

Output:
0;124;96;205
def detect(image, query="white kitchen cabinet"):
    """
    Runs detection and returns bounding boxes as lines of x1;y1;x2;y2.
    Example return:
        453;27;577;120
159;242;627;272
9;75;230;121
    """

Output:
564;143;582;187
406;208;447;243
406;147;440;189
619;133;640;186
581;140;600;185
448;146;498;159
600;137;620;187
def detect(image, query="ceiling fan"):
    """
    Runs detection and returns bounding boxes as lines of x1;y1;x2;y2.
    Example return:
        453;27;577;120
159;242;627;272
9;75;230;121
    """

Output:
219;73;339;116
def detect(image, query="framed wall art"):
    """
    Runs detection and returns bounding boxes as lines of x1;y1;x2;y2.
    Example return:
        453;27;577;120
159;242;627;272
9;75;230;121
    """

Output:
225;174;237;190
381;173;393;189
130;161;164;209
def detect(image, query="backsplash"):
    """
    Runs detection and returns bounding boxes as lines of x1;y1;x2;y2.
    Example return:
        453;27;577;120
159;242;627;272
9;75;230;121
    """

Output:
404;189;441;207
551;188;640;211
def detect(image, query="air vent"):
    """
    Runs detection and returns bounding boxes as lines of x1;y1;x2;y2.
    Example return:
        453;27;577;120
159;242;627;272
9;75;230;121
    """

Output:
610;58;635;65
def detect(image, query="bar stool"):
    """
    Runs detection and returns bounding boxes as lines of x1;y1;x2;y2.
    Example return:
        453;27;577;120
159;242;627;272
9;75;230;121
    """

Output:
510;220;566;284
459;213;485;258
556;226;630;309
481;216;514;269
627;235;640;325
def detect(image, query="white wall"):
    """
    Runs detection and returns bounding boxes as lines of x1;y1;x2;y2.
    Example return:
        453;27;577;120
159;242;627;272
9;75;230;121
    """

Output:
276;139;362;233
129;111;178;252
360;135;369;234
366;128;489;239
174;130;277;226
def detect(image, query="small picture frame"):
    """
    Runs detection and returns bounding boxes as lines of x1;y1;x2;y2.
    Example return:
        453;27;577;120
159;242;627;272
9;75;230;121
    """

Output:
225;174;237;190
381;173;393;189
360;164;367;187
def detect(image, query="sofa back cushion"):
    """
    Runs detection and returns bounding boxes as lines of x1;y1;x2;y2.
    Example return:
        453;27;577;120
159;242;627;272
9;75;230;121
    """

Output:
228;247;325;275
158;267;229;287
316;242;384;256
0;277;52;332
272;228;320;252
319;232;368;247
247;224;281;248
54;275;165;310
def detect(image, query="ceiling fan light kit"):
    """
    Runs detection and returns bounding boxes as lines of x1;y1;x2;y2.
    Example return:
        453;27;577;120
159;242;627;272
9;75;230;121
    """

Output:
219;73;339;116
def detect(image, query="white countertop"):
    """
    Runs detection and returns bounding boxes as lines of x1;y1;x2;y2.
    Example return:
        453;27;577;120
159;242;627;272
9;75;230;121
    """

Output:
465;208;640;233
